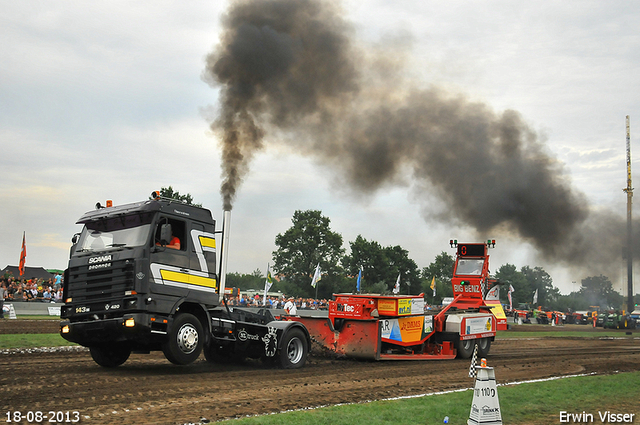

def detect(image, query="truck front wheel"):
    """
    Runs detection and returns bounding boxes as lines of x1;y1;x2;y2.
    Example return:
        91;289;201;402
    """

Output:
162;313;203;365
90;344;131;368
278;328;307;369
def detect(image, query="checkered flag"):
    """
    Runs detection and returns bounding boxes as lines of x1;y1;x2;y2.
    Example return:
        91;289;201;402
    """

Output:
468;343;479;378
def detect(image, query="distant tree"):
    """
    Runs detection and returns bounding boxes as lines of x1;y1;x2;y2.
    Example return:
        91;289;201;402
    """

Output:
225;269;264;291
342;235;387;287
153;186;202;207
578;275;624;309
421;252;455;304
384;245;421;295
495;264;529;306
272;210;344;298
550;293;589;312
343;235;420;295
521;266;559;307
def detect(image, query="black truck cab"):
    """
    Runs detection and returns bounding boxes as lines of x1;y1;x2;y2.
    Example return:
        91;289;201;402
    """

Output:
60;195;309;368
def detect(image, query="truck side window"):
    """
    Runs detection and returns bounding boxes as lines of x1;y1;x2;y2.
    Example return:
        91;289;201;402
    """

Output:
155;218;186;251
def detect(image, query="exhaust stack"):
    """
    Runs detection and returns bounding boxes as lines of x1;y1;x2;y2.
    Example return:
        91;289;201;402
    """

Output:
218;210;232;298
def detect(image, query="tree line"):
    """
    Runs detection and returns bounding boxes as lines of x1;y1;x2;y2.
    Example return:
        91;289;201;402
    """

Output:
229;209;638;311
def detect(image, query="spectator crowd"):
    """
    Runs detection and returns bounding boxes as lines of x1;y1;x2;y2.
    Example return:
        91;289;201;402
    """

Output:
1;273;64;304
226;294;330;311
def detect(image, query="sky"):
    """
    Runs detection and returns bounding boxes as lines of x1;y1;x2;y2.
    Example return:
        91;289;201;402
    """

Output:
1;0;639;295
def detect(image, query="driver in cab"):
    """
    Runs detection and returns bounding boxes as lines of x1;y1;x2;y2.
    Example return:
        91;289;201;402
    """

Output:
157;224;180;250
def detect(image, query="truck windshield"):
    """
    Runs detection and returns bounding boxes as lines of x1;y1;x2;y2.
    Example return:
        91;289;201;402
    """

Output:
74;213;154;254
455;259;485;275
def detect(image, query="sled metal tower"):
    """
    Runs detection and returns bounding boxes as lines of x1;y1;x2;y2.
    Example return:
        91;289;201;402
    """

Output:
623;115;634;314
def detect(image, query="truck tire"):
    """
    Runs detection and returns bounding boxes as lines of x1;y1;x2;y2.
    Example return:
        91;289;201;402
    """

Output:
90;344;131;368
456;339;475;359
477;338;491;357
162;313;203;365
278;328;307;369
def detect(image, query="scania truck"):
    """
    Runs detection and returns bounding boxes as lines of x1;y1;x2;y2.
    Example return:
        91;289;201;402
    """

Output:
60;192;310;368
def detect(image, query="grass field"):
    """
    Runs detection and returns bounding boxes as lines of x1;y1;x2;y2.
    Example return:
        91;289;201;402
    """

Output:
498;330;636;338
229;372;640;425
0;333;76;349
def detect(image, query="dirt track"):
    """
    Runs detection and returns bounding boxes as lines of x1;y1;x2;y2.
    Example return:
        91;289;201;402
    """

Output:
1;322;639;424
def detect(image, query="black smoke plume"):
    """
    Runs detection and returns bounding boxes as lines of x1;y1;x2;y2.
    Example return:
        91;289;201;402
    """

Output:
204;0;629;278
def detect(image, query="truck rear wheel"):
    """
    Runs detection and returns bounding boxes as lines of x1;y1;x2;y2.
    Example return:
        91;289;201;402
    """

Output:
456;339;475;359
162;313;203;365
90;344;131;368
477;338;491;357
278;328;307;369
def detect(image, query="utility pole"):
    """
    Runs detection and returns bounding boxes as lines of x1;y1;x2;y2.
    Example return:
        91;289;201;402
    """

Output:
623;115;634;314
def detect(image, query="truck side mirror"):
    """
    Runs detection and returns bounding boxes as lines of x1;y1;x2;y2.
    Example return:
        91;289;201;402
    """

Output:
160;224;172;245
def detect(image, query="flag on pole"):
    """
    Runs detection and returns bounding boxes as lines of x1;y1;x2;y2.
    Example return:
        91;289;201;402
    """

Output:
468;343;479;378
508;284;515;310
262;264;273;306
311;263;321;288
393;273;400;294
430;276;436;298
485;285;500;301
19;232;26;277
356;266;362;292
532;288;538;305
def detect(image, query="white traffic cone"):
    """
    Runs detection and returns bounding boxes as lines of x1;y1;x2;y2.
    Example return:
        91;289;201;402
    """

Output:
468;358;502;425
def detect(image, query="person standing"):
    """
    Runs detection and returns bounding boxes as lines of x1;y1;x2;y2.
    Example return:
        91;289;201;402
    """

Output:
0;282;6;319
284;297;297;315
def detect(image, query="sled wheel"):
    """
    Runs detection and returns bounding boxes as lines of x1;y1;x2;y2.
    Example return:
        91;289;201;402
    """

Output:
477;338;491;357
278;328;307;369
456;339;475;359
90;344;131;368
162;313;203;365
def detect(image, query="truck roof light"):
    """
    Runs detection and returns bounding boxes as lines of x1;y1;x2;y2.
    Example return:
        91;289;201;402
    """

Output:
106;200;113;207
151;191;161;200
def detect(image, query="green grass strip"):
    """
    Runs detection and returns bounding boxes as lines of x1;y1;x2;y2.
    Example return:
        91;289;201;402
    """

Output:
0;333;77;349
14;315;61;320
497;330;636;339
229;372;640;425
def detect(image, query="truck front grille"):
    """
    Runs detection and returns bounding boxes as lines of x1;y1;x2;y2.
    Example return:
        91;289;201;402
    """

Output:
67;260;135;302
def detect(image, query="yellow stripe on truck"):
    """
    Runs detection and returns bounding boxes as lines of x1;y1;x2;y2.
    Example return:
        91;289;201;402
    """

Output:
199;236;216;249
189;274;217;289
160;270;190;284
160;269;217;289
